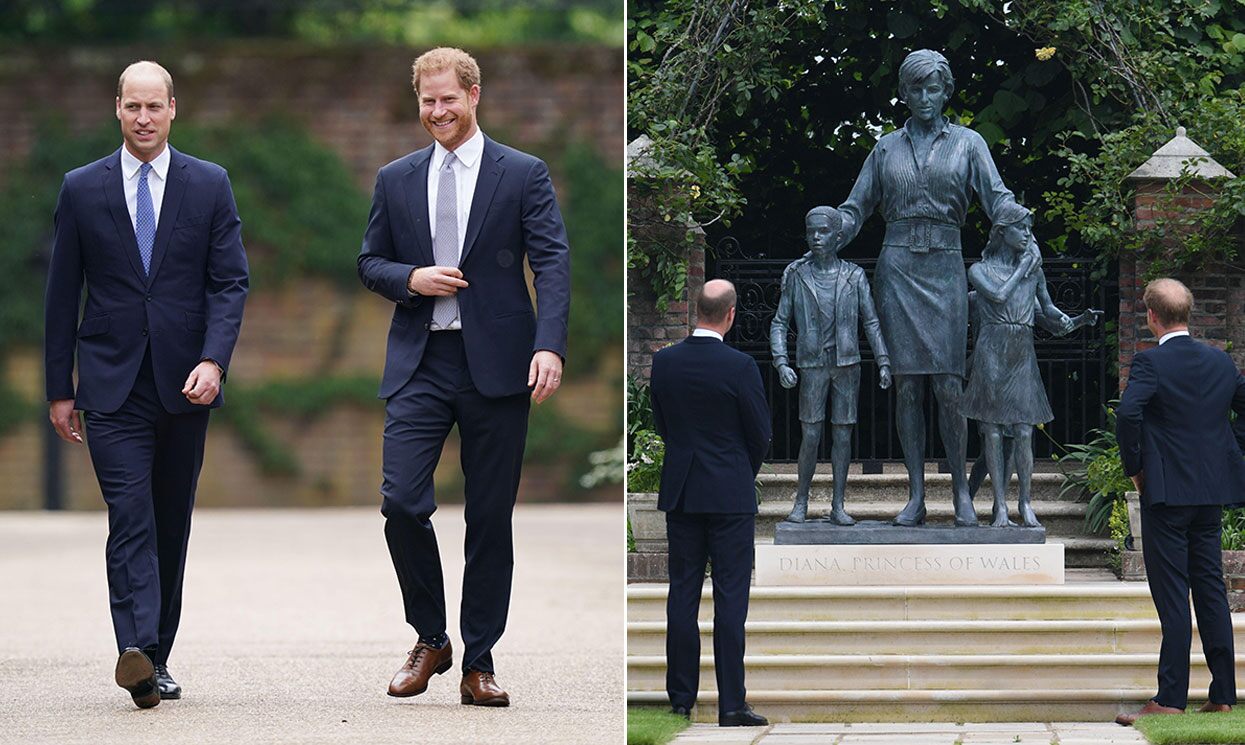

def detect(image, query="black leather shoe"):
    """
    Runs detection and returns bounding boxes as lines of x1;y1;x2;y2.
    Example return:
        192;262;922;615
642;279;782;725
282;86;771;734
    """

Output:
115;648;160;709
719;703;767;726
154;665;181;700
671;705;690;719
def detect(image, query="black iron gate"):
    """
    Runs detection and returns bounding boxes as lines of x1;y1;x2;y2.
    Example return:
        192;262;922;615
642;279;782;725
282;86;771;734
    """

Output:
713;236;1115;464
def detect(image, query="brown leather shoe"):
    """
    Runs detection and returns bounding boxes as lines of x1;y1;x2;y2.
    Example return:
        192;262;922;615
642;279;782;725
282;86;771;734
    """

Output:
460;670;510;707
387;640;453;697
1115;699;1184;726
1199;702;1233;713
115;648;160;709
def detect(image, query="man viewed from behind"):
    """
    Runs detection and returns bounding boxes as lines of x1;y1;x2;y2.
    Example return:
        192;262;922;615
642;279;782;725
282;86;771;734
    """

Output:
44;61;249;708
1115;278;1241;725
650;279;771;727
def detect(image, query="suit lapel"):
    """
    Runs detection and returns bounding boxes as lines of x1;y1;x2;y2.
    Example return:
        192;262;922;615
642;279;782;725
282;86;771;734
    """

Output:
459;137;504;266
145;147;188;288
400;147;435;266
102;149;148;283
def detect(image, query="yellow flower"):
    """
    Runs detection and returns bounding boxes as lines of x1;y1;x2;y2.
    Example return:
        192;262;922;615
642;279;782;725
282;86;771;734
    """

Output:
1035;47;1056;61
690;184;701;199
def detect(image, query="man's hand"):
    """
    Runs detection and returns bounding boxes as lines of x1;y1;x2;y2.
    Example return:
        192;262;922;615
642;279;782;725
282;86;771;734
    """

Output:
183;360;223;406
879;365;892;390
777;364;798;389
528;350;563;404
49;399;82;444
1130;472;1145;494
408;266;469;296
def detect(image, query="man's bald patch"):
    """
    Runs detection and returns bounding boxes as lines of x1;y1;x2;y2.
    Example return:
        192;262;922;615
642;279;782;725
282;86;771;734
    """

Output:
697;279;737;324
117;61;175;100
1143;277;1193;327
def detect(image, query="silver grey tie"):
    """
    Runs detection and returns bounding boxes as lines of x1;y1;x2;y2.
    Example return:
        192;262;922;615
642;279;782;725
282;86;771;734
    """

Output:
432;152;459;329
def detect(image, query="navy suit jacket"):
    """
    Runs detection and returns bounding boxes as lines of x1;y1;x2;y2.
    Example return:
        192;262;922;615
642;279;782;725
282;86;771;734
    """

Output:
650;336;772;514
357;135;571;399
1117;335;1245;508
44;146;249;415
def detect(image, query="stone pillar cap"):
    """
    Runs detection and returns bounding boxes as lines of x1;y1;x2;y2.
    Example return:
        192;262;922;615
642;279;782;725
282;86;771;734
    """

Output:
1126;125;1235;180
627;135;656;176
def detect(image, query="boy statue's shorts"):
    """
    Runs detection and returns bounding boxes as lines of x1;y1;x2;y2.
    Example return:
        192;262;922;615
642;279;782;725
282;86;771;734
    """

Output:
798;364;860;425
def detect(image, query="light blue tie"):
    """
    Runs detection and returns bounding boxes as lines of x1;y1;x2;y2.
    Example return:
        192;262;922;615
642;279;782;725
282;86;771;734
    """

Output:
135;162;155;275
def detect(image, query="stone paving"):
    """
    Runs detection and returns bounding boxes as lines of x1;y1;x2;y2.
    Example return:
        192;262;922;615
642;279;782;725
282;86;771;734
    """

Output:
0;505;624;745
670;722;1148;745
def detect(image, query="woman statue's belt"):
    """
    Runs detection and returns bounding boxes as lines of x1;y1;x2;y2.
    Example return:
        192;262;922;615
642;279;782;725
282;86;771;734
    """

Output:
883;218;961;253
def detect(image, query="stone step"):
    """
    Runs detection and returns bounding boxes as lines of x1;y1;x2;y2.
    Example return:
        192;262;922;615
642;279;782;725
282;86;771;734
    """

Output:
626;617;1245;656
756;471;1073;503
625;583;1158;623
624;688;1193;723
627;652;1242;692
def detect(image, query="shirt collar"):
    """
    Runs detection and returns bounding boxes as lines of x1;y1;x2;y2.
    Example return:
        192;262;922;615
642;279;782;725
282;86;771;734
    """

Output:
121;144;171;181
1158;329;1190;345
692;328;724;341
900;116;952;140
432;128;485;172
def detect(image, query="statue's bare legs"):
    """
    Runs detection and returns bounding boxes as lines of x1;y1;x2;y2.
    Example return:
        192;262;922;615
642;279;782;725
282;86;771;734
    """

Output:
893;373;977;526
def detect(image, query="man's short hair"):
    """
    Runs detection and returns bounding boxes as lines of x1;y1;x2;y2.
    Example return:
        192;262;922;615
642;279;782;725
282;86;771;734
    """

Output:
806;206;843;232
697;281;737;325
1143;278;1193;327
412;47;481;93
117;61;174;100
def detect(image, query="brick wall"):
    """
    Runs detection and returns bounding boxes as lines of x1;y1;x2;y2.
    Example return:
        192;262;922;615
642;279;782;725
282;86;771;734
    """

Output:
0;43;622;509
626;187;707;381
1118;181;1245;388
0;42;623;190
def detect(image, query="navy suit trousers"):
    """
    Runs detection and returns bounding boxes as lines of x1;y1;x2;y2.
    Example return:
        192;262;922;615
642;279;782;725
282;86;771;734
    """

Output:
380;331;530;674
84;347;209;664
1141;503;1237;708
665;511;755;713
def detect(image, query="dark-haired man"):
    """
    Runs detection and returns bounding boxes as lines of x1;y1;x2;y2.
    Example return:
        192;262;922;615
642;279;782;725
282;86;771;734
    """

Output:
45;60;249;708
1115;277;1243;725
650;279;771;726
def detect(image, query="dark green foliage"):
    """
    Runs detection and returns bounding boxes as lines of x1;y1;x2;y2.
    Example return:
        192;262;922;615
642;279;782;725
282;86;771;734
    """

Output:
1224;508;1245;552
0;0;623;45
561;141;624;375
1054;404;1131;534
173;119;370;289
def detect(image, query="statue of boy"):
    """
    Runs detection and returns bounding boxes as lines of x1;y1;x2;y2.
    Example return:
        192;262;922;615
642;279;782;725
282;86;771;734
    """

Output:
771;206;891;524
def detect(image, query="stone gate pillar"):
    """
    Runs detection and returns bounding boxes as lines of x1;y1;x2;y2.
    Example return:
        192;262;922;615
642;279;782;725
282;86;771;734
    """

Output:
626;136;707;381
1119;127;1237;389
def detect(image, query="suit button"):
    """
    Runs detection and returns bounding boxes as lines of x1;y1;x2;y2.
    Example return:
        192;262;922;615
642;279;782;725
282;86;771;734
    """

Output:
424;323;431;330
142;328;148;336
145;295;152;302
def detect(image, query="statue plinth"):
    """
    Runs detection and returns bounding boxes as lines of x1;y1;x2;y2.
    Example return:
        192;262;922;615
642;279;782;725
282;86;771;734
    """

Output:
774;519;1046;545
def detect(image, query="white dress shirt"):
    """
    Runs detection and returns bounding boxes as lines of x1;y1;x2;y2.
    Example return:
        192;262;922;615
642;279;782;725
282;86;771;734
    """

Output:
121;144;170;232
692;328;724;341
1158;330;1190;345
427;128;484;331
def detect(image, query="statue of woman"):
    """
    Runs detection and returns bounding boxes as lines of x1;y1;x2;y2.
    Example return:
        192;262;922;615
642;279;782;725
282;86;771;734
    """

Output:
835;49;1021;527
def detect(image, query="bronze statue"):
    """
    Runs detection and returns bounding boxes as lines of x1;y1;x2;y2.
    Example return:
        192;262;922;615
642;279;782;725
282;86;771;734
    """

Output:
963;204;1102;527
834;49;1023;527
771;206;891;524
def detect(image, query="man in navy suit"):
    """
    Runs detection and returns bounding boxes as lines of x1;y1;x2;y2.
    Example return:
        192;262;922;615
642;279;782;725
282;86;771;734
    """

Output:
650;280;771;727
1115;278;1242;725
358;47;570;707
44;61;248;708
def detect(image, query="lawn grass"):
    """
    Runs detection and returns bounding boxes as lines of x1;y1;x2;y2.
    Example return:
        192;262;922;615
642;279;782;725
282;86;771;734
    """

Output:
628;706;691;745
1133;709;1245;744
